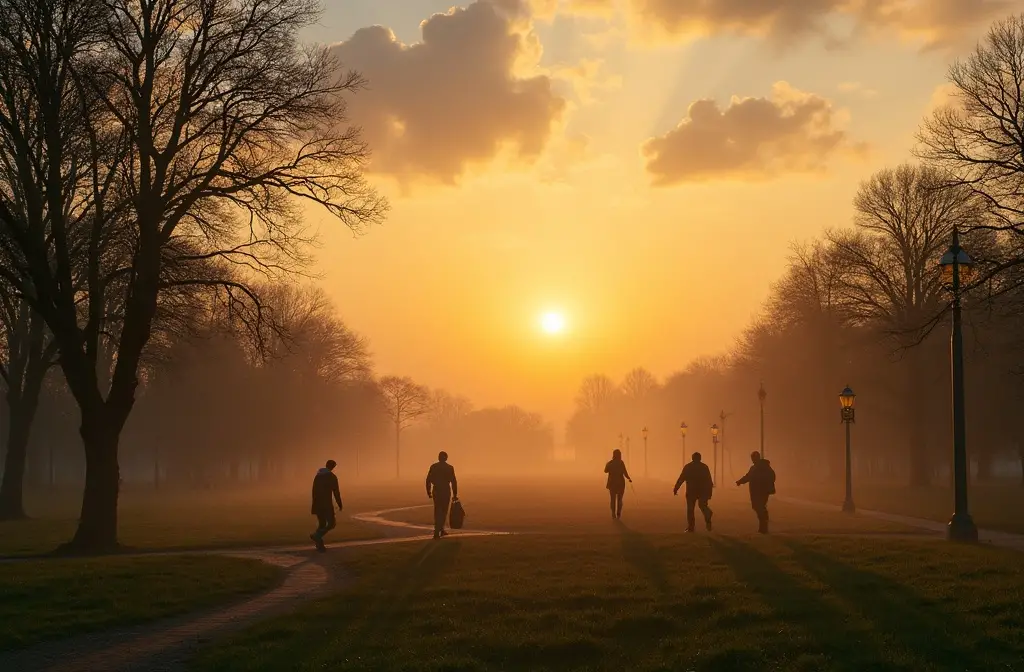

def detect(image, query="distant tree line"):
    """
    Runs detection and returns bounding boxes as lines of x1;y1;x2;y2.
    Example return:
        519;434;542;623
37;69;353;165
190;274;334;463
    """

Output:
568;15;1024;488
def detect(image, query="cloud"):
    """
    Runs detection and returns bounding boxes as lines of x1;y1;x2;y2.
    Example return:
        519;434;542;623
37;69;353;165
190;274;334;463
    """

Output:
642;82;866;185
539;0;1017;48
331;0;567;183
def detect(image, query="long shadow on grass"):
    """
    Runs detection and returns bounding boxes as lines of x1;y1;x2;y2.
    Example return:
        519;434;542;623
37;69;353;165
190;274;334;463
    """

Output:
707;537;886;670
615;520;670;594
782;539;988;669
349;539;463;645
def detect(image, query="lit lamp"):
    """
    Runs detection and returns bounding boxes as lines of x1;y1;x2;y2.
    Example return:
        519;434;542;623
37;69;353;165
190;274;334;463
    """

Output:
642;426;649;479
839;385;856;513
710;423;720;485
679;421;688;469
939;227;978;542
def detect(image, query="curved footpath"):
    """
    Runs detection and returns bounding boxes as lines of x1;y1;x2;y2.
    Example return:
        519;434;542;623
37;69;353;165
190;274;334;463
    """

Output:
0;505;511;672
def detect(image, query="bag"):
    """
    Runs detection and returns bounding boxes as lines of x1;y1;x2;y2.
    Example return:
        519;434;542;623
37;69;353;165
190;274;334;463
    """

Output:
449;498;465;529
767;466;777;495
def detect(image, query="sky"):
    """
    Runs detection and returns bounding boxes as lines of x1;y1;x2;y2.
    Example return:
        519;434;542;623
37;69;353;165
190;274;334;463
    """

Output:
303;0;1020;433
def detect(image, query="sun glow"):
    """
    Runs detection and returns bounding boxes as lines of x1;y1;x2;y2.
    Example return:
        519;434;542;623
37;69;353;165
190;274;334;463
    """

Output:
540;311;566;334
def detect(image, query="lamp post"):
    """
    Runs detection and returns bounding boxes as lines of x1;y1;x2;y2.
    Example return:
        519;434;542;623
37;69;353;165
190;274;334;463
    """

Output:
154;444;160;491
839;386;856;513
710;423;720;486
679;421;688;469
758;383;767;459
939;227;978;542
642;426;649;479
625;436;631;468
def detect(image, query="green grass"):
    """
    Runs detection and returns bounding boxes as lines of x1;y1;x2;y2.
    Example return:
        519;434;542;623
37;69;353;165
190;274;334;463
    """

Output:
786;482;1024;534
0;485;420;556
192;533;1024;671
0;554;281;650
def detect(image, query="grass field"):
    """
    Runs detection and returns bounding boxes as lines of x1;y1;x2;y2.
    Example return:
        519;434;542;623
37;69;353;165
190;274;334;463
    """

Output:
786;481;1024;534
0;483;429;556
0;554;281;650
192;531;1024;671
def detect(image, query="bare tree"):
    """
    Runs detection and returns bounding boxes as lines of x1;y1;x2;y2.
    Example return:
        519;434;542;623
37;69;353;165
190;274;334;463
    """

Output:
0;0;386;551
378;376;431;479
429;389;474;427
574;374;618;415
917;14;1024;260
0;295;57;519
829;164;985;485
621;367;658;401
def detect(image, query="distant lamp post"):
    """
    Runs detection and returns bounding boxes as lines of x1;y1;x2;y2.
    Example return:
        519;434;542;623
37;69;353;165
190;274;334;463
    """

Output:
939;227;978;542
679;421;688;469
625;436;631;467
642;426;649;479
839;386;856;513
758;383;767;459
710;423;720;485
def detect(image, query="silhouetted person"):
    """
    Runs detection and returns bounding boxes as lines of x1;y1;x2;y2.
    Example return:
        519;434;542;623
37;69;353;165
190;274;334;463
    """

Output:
736;451;776;534
673;452;714;532
426;451;458;540
310;459;343;552
604;449;632;519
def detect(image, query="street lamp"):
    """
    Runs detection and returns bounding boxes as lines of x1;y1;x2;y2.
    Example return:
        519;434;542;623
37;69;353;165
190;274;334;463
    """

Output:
839;386;856;513
939;227;978;542
679;421;688;469
758;383;767;459
642;426;649;479
710;423;720;485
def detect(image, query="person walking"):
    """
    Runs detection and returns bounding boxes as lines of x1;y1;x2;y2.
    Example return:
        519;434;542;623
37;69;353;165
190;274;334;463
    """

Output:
310;459;343;552
736;451;776;533
604;449;632;520
673;452;714;532
426;451;458;540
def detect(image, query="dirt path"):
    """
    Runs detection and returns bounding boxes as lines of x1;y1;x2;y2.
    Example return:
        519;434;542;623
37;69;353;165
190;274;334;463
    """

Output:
779;496;1024;552
0;505;509;672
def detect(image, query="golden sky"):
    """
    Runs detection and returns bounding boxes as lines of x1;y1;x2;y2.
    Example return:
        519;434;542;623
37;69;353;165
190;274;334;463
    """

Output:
306;0;1017;431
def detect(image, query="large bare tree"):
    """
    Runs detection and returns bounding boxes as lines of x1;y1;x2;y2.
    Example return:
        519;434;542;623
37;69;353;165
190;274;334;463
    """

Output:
378;376;431;479
829;164;985;485
0;0;385;551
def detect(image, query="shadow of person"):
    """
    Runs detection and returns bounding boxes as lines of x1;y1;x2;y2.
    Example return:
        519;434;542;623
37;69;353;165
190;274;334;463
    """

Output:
708;536;886;667
615;521;670;595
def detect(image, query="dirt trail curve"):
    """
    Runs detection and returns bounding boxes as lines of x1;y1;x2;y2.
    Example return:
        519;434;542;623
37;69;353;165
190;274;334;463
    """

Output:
0;505;510;672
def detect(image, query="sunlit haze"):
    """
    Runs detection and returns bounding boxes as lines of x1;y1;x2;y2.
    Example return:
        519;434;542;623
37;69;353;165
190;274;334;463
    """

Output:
300;0;1005;434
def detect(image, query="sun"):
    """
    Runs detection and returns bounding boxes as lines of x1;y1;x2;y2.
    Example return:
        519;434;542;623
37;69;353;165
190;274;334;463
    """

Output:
540;311;566;335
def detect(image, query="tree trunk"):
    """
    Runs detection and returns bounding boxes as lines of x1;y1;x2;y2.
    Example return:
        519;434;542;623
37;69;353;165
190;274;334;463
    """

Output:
61;417;121;554
395;424;401;479
0;409;31;520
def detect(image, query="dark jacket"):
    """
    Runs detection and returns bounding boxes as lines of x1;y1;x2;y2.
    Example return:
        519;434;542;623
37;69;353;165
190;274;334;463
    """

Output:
426;461;458;498
674;460;713;500
737;459;776;499
311;468;342;515
604;458;631;493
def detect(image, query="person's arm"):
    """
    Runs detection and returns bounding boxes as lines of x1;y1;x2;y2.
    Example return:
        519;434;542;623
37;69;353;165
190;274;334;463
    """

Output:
451;468;458;499
623;465;632;482
673;468;686;494
736;466;753;486
332;475;343;511
425;467;433;498
604;462;610;474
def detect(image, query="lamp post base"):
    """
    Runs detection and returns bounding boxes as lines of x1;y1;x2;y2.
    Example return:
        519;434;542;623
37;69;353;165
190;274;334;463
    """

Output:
947;513;978;542
842;499;855;514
